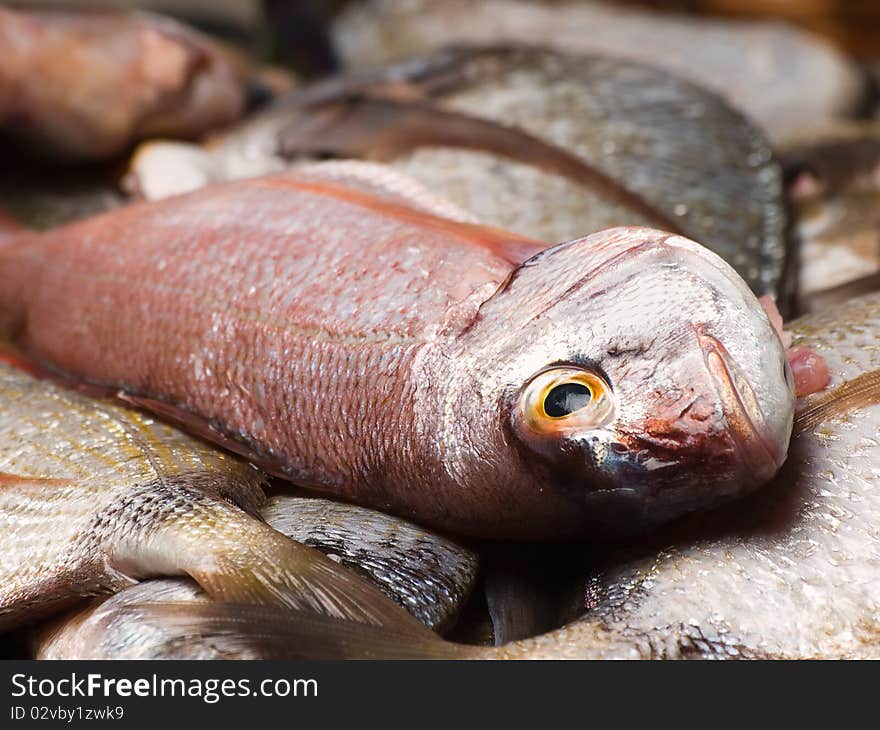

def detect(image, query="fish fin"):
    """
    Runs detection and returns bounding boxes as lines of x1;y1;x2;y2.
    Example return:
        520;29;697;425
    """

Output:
0;349;294;481
0;345;64;379
278;95;686;236
147;500;431;631
0;345;134;401
125;602;467;659
795;368;880;434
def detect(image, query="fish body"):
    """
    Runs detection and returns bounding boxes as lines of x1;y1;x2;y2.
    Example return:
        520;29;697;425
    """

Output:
34;578;432;660
0;7;247;160
89;281;880;659
0;166;794;539
36;580;224;660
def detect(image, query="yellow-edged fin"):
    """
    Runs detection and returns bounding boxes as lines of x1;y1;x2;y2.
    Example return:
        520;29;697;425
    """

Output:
125;602;470;660
795;368;880;434
137;497;430;631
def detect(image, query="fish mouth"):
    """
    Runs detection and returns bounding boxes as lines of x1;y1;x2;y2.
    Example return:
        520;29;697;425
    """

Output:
695;326;786;485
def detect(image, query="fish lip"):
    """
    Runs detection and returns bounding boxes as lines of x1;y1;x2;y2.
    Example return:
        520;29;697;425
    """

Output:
694;325;784;484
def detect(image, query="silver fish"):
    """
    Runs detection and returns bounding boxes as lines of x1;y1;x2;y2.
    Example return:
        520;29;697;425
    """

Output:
36;580;225;660
262;493;479;630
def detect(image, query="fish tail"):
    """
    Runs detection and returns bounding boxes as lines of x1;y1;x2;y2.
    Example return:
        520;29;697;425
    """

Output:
149;497;434;633
103;601;479;659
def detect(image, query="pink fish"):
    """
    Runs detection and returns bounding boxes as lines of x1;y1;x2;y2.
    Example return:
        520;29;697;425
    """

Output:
0;166;795;539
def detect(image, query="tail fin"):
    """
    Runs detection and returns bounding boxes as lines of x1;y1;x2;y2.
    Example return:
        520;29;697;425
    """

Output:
90;601;473;659
145;497;436;633
37;579;475;660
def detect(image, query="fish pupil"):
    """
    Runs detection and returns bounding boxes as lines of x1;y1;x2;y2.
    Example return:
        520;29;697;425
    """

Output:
544;383;592;418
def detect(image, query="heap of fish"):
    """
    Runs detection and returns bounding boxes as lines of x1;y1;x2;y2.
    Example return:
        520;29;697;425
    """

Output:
3;3;878;661
43;292;879;659
0;355;443;638
0;159;795;539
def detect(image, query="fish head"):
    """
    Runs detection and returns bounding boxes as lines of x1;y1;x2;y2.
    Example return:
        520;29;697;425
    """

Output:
457;227;795;535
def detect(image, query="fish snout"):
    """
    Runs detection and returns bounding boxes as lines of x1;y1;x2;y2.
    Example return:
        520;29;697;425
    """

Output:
695;325;794;486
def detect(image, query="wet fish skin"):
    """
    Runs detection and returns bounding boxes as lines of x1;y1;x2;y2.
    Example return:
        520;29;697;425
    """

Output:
36;579;280;660
0;7;247;160
358;48;788;300
262;493;479;630
0;165;793;539
37;580;218;660
0;359;421;630
34;578;447;660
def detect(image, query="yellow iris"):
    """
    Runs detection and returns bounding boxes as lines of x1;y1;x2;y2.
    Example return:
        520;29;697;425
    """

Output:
520;367;614;435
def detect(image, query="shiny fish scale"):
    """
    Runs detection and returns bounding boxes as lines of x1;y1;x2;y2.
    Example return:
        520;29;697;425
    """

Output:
263;495;478;629
333;0;863;145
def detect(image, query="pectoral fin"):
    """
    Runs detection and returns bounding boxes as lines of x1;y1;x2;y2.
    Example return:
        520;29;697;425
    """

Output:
114;393;305;484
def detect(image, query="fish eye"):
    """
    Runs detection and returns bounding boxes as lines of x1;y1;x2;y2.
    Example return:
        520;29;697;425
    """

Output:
518;367;615;436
